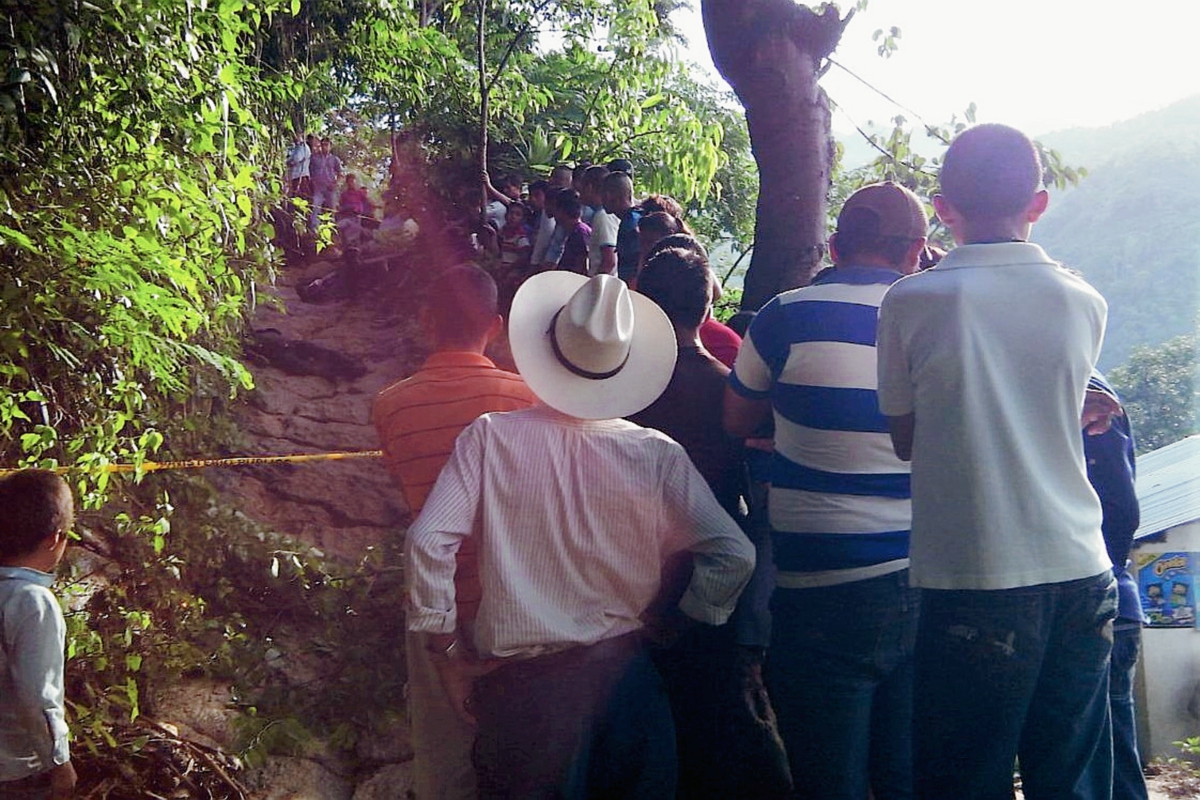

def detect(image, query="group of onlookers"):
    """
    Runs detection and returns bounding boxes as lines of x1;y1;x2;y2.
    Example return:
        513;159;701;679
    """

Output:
378;123;1151;800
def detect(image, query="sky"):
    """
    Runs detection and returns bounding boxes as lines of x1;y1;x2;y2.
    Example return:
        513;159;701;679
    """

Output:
673;0;1200;137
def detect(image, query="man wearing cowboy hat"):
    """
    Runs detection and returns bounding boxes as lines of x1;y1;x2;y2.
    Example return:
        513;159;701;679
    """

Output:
406;272;756;799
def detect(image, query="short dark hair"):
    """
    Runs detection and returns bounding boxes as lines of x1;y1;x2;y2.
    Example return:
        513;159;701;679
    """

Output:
637;248;713;329
423;265;498;348
550;164;573;184
831;221;918;267
607;158;633;176
554;189;582;220
602;171;633;204
637;211;682;242
646;233;707;262
0;469;74;561
940;123;1043;219
501;173;523;191
528;179;549;195
583;165;610;193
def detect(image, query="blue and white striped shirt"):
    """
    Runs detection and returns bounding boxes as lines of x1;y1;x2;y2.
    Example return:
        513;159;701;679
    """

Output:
730;266;911;587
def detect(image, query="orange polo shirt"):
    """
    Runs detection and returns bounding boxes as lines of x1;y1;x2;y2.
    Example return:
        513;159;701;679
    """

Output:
373;350;537;621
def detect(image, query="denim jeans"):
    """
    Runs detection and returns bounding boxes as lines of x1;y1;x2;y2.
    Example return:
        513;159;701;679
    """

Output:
914;571;1117;800
767;569;920;800
1109;625;1149;800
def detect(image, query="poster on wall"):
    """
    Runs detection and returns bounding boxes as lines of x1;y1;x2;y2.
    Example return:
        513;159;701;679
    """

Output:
1136;552;1197;628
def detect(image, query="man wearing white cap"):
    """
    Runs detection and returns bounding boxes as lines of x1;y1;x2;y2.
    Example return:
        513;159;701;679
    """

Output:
406;272;756;799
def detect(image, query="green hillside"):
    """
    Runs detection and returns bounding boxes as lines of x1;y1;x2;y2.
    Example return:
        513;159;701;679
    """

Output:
1033;96;1200;369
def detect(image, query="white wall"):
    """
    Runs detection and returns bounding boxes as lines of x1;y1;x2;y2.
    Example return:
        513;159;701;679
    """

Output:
1133;520;1200;762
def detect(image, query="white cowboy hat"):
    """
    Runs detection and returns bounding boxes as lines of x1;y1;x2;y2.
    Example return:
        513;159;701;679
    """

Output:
509;272;677;420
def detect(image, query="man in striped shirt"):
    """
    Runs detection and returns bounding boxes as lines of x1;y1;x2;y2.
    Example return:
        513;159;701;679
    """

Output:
373;264;536;800
724;183;928;799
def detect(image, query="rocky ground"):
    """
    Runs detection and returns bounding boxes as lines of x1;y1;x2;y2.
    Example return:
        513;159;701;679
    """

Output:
151;255;434;799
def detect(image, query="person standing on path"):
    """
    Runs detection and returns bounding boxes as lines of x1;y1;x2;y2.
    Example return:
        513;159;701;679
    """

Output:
876;123;1115;800
407;272;755;799
372;265;536;800
725;182;928;799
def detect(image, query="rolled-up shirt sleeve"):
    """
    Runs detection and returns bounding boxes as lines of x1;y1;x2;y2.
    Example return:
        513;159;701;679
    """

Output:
5;587;70;770
405;421;485;635
875;293;913;417
660;447;755;625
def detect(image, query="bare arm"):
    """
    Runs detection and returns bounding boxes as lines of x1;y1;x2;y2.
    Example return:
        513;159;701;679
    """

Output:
723;384;771;439
887;413;915;462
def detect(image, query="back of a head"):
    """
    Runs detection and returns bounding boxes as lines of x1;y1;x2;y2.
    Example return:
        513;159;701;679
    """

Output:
555;189;582;220
602;171;634;207
0;469;73;561
833;181;928;267
637;247;713;330
424;265;498;349
583;165;610;195
638;211;682;244
550;164;573;187
646;233;707;262
940;123;1043;219
606;158;633;177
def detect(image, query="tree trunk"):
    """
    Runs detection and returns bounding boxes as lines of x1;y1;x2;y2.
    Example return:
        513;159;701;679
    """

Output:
701;0;849;311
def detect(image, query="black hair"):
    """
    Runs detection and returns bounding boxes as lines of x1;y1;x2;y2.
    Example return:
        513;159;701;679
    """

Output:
637;211;682;242
528;179;549;195
554;189;582;220
940;123;1043;219
637;248;713;329
0;469;73;561
831;213;919;268
646;233;707;262
607;158;633;176
602;171;633;203
423;265;498;348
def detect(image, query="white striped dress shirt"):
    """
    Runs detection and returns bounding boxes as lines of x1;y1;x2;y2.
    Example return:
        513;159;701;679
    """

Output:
406;404;755;659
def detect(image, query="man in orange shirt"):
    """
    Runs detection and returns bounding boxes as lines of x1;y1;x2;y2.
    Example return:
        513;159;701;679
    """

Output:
373;264;536;800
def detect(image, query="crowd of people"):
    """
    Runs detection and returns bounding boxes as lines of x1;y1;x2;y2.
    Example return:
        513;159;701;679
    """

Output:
371;123;1150;800
1;123;1149;800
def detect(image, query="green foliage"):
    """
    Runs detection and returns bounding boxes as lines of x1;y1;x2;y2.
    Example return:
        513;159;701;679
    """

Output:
1109;332;1200;454
0;0;287;492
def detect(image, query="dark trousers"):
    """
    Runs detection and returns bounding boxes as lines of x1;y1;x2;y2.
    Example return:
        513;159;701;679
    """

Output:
471;634;676;800
1109;625;1149;800
914;571;1117;800
768;570;919;800
0;770;52;800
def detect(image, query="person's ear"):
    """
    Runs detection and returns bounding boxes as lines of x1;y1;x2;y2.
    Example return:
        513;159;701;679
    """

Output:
931;194;957;226
485;314;504;344
827;233;841;264
902;237;928;275
1025;189;1049;223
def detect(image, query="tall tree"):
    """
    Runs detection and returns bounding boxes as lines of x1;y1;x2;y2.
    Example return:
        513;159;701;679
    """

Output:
701;0;850;310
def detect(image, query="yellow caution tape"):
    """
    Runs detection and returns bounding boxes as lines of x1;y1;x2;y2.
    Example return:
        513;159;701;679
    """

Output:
0;450;384;477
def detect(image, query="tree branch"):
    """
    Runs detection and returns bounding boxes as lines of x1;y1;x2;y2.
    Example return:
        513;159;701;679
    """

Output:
485;0;556;96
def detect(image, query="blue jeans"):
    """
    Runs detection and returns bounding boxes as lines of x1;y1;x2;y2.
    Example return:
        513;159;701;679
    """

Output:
767;569;920;800
914;571;1117;800
1109;625;1149;800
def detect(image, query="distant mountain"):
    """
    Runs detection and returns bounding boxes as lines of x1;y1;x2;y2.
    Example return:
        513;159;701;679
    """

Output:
1032;94;1200;369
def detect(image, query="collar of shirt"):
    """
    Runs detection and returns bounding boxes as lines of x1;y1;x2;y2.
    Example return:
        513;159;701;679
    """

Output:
932;241;1057;271
0;566;54;588
421;351;498;371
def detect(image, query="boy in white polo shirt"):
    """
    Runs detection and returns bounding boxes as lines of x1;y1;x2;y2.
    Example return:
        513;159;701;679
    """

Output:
876;124;1115;800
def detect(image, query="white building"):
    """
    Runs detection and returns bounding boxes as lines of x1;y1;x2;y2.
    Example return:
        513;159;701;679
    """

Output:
1132;434;1200;761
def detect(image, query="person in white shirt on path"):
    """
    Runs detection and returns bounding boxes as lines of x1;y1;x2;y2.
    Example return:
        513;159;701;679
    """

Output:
407;272;755;799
